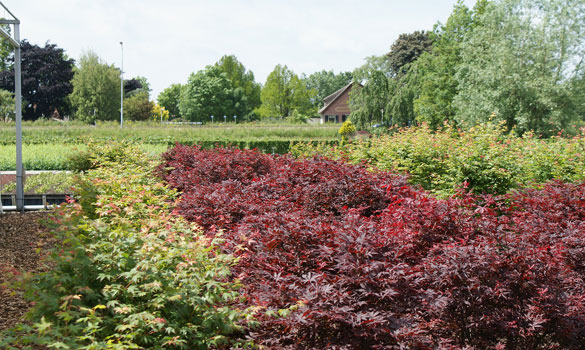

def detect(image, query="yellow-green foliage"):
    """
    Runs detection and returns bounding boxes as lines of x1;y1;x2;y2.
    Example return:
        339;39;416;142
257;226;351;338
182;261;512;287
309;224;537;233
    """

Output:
338;120;356;139
0;143;167;171
0;144;254;349
291;122;585;197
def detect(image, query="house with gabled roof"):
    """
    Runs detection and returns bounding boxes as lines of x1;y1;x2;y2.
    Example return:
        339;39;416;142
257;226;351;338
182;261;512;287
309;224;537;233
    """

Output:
318;82;360;123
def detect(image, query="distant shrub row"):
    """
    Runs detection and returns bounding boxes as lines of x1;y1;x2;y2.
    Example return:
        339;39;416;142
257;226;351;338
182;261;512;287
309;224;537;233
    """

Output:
0;140;338;171
0;122;339;146
291;122;585;196
159;145;585;349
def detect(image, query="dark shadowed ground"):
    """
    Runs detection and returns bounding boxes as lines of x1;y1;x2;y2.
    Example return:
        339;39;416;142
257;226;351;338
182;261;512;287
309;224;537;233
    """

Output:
0;212;52;332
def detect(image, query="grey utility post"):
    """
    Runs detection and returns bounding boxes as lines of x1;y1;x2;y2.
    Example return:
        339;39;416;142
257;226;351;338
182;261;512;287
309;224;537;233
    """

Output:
0;2;23;212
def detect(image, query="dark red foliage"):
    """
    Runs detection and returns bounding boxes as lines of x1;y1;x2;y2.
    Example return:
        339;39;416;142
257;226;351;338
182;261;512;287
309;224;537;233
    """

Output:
159;146;585;349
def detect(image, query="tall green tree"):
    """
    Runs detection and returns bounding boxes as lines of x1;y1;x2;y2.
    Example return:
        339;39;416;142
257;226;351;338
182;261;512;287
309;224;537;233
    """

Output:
386;31;433;77
349;55;392;128
123;90;153;121
215;55;261;119
412;0;488;129
351;28;434;130
124;76;151;98
303;70;353;110
454;0;585;135
383;30;434;126
179;65;234;122
258;64;315;118
70;51;120;124
0;40;75;120
124;78;143;97
157;83;182;119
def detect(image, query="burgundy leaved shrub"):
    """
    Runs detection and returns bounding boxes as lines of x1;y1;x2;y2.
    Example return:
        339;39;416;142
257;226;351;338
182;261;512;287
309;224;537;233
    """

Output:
157;144;275;191
158;145;585;349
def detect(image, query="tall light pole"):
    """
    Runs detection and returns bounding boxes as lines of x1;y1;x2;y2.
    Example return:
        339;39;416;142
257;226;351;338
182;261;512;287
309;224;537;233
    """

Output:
120;41;124;128
0;2;23;212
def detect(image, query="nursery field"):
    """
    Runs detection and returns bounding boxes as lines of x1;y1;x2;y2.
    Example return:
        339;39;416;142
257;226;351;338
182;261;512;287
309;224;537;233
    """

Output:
0;143;167;171
0;121;340;170
1;141;584;349
0;121;339;145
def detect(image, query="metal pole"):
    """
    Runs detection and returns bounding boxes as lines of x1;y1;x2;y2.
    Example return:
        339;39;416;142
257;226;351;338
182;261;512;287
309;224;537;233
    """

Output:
120;41;123;128
14;22;23;212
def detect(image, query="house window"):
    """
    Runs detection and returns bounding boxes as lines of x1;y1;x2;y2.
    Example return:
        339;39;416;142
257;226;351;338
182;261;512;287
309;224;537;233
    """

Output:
342;115;347;122
327;115;337;123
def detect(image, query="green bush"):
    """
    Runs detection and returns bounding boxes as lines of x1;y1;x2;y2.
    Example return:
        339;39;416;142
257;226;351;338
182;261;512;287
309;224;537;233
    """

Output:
338;120;356;141
0;146;254;349
64;140;152;172
291;122;585;197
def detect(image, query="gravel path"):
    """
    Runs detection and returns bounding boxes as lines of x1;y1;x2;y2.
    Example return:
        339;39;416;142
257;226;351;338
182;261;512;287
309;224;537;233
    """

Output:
0;211;52;332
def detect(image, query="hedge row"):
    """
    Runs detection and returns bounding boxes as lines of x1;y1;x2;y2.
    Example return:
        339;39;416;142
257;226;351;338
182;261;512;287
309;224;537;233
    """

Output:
159;145;585;349
291;122;585;196
0;141;338;170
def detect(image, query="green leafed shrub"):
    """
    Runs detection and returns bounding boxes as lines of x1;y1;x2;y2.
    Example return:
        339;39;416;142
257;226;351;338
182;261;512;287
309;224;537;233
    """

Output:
65;140;152;172
0;145;254;349
291;122;585;196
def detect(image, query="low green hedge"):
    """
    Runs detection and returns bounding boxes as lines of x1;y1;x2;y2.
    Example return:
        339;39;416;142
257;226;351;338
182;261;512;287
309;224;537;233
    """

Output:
0;140;340;170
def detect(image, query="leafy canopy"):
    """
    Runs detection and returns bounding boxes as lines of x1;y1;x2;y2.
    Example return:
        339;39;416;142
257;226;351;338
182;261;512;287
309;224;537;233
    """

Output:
302;70;352;109
258;64;316;118
215;54;261;119
69;51;120;124
0;40;75;120
454;0;585;135
179;65;234;122
157;83;182;119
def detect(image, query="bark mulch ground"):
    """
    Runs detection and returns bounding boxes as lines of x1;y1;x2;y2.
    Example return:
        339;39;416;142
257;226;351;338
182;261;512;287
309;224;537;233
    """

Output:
0;211;53;334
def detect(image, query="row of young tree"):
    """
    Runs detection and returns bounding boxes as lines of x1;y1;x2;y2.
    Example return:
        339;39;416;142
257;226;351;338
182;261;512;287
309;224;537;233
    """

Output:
0;0;582;131
350;0;585;136
0;39;352;123
0;42;158;123
157;57;352;123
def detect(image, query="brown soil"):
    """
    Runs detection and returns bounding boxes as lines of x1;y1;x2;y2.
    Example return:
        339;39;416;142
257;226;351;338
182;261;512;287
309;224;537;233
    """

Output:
0;211;53;333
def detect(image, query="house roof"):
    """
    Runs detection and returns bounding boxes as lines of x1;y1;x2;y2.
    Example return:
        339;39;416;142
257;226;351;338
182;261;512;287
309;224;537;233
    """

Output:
318;82;356;115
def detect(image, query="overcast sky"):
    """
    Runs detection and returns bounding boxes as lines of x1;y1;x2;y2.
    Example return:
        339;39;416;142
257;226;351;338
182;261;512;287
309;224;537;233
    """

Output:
4;0;476;99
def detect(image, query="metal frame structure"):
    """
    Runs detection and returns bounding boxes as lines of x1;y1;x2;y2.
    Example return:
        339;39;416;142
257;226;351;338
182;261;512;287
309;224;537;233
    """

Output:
0;2;23;212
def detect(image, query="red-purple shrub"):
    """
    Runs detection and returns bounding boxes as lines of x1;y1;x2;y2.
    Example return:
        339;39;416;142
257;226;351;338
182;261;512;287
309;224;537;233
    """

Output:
158;145;585;349
157;144;275;191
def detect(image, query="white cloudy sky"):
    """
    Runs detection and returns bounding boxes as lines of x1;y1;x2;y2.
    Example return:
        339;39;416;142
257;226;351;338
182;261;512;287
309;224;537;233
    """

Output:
4;0;476;99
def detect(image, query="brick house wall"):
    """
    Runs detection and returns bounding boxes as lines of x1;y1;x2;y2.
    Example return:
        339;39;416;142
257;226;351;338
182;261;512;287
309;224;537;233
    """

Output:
318;83;359;123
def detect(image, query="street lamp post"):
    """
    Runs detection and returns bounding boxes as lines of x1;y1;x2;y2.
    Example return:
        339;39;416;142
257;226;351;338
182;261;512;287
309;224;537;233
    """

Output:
120;41;124;128
224;115;226;123
211;115;214;123
233;115;237;123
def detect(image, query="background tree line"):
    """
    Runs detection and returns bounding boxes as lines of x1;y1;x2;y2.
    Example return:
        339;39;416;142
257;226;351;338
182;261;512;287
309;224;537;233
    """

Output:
0;0;582;134
350;0;585;136
0;40;352;124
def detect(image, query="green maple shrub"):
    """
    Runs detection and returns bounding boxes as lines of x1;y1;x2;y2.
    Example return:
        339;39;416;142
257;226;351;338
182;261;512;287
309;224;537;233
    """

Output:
1;143;253;349
291;122;585;197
